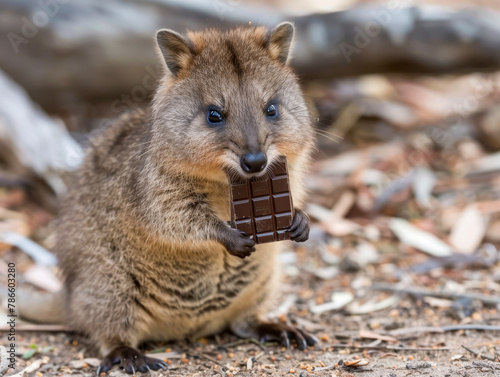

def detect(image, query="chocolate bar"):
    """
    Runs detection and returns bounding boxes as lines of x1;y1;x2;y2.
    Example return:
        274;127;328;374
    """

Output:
229;157;294;244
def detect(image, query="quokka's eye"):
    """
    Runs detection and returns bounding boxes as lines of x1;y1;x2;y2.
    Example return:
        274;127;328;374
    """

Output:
207;108;224;125
265;104;278;118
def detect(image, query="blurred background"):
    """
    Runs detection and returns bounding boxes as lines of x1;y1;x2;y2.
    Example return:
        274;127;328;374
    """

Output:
1;0;500;376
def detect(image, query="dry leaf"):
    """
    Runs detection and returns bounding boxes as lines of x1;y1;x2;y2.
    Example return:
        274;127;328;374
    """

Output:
359;330;398;343
389;218;453;257
24;265;62;292
344;358;370;367
412;167;436;209
347;296;400;315
0;232;57;266
309;292;354;314
450;205;488;254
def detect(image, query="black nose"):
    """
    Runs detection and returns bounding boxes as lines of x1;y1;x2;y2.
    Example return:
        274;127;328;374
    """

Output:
241;152;267;173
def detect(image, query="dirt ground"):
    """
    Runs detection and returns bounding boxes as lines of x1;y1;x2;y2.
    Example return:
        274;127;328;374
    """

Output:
2;238;499;377
3;334;500;377
2;286;499;377
2;69;500;376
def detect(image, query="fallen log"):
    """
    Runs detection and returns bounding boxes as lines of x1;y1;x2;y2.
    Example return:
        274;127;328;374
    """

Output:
1;1;500;111
0;69;83;209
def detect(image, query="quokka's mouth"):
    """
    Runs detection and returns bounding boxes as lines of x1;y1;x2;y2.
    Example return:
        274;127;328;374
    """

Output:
225;152;282;181
233;169;268;181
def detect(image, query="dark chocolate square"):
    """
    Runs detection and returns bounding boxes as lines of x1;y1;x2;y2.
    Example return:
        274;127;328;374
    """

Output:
235;219;253;235
252;197;272;217
233;200;251;220
254;215;273;233
273;194;292;213
272;176;289;193
277;230;291;241
257;232;275;243
231;183;249;201
251;179;269;197
275;213;293;229
271;161;287;176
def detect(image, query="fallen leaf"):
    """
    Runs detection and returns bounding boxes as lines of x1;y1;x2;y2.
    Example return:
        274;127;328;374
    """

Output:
69;360;87;369
389;218;452;257
309;292;354;314
469;151;500;174
347;296;400;315
0;232;57;266
24;265;62;292
22;348;37;360
8;357;48;377
344;358;370;367
412;167;436;209
449;205;488;254
359;330;398;343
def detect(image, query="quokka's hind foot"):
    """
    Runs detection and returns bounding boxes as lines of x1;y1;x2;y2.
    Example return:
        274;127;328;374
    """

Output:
255;321;318;350
96;346;167;375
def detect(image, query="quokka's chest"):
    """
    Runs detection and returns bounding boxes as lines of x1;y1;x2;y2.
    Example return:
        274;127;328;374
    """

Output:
136;244;279;342
138;247;265;315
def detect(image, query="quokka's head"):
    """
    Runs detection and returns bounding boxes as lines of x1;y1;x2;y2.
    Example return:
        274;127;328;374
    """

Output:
151;23;314;180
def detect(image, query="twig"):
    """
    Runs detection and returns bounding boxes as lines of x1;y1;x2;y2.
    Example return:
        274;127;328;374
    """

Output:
390;324;500;337
443;325;500;332
471;361;500;370
372;283;500;306
187;352;223;366
254;351;265;360
220;338;267;351
327;344;450;352
462;345;497;362
313;362;374;373
313;364;337;372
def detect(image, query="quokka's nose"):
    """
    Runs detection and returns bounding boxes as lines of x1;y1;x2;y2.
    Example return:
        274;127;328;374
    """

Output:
240;152;267;173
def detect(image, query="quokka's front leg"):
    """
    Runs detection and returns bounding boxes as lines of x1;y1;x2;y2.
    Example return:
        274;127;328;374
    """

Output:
288;208;310;243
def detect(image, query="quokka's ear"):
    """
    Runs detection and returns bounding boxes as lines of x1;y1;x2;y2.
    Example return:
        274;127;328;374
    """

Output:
267;22;295;65
156;29;194;76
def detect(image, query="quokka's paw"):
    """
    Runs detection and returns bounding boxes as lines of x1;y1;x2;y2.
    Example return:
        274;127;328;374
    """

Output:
255;322;318;351
96;346;167;375
288;209;310;243
222;229;256;259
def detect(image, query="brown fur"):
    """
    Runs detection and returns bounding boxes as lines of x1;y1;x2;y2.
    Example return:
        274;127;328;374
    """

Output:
53;23;314;358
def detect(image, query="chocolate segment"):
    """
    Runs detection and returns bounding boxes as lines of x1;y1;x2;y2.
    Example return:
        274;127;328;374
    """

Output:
228;156;294;244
